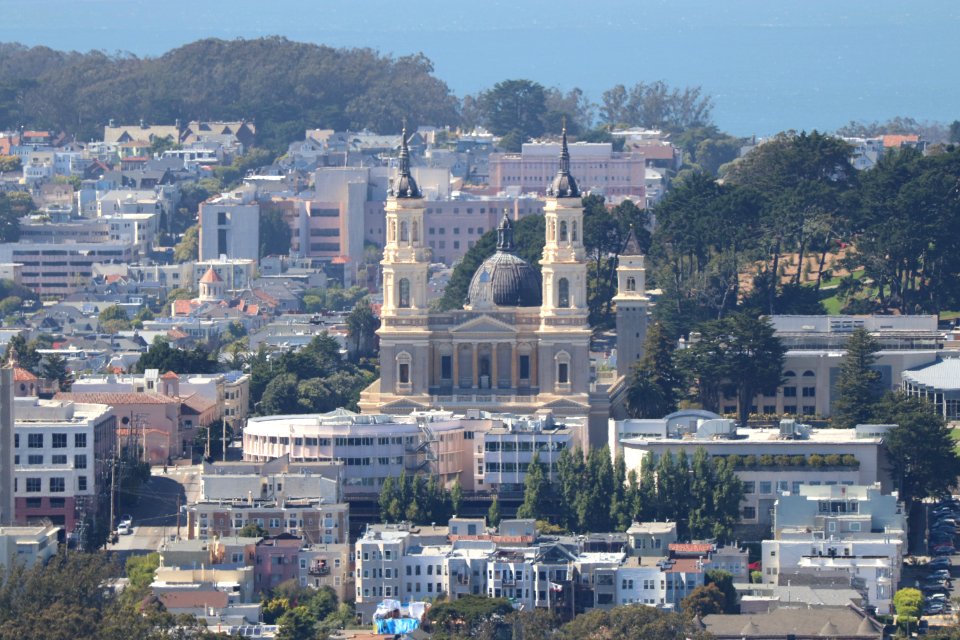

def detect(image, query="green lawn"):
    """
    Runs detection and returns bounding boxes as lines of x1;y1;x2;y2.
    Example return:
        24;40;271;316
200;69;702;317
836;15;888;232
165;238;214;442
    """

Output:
949;428;960;452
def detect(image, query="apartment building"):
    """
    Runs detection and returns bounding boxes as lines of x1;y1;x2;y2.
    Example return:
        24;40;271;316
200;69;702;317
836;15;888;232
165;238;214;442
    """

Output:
13;398;114;532
0;241;135;297
0;524;60;572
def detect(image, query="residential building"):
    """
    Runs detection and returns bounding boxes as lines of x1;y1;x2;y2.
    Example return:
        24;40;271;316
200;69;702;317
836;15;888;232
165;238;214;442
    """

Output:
703;605;883;639
13;398;114;533
254;533;302;591
194;257;258;292
481;417;576;492
198;190;261;262
0;524;59;572
152;565;257;604
298;543;354;602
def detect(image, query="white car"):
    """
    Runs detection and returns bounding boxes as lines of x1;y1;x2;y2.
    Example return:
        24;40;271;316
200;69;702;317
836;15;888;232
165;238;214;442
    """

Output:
116;523;132;536
120;514;133;527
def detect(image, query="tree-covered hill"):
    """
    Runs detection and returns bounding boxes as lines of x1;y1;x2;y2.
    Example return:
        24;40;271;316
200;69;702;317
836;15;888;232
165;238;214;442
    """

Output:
0;38;460;151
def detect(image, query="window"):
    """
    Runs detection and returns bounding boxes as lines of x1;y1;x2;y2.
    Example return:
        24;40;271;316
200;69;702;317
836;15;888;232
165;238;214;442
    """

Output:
26;478;41;492
802;387;816;397
742;506;757;519
75;433;87;448
52;433;67;448
400;221;409;242
557;278;570;308
398;352;412;386
28;455;43;465
559;220;568;241
28;434;43;449
49;477;65;493
783;386;797;397
743;481;756;494
52;455;67;465
759;481;772;494
558;363;569;384
625;276;636;292
519;355;530;380
398;278;410;308
441;355;452;380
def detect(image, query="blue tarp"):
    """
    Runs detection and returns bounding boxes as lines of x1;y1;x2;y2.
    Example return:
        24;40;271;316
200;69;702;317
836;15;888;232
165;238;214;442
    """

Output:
375;618;420;635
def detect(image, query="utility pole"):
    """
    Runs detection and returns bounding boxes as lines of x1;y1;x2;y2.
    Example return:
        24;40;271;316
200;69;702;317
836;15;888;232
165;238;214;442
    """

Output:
176;493;181;541
222;420;227;463
109;456;116;541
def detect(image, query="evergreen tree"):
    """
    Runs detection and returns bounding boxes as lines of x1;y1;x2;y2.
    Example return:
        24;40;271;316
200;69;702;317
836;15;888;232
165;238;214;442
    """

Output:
450;479;463;516
517;452;548;521
41;353;71;391
833;327;882;428
626;321;681;418
487;496;502;528
610;453;632;530
555;447;585;529
637;459;657;521
379;476;397;523
710;457;744;541
688;447;715;539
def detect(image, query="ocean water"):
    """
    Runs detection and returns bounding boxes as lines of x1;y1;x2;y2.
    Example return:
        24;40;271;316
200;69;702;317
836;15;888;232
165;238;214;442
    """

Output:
3;0;958;136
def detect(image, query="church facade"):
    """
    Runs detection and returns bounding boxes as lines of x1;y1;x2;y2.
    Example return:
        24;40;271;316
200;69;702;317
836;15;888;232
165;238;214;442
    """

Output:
359;128;644;447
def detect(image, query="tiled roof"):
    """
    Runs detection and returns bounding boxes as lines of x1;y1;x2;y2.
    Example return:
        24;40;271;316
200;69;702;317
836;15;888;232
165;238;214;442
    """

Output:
180;393;216;414
882;134;920;148
161;371;179;380
199;266;223;284
13;367;38;382
55;391;179;405
702;605;882;639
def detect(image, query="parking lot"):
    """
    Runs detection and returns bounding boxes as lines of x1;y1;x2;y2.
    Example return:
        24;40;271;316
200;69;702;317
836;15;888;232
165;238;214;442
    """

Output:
902;498;960;623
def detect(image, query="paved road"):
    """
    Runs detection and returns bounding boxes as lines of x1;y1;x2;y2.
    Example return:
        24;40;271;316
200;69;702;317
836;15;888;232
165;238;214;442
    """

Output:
106;464;202;564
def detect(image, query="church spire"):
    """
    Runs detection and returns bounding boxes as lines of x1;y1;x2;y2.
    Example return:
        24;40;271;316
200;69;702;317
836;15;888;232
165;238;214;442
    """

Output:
393;120;421;198
548;120;580;197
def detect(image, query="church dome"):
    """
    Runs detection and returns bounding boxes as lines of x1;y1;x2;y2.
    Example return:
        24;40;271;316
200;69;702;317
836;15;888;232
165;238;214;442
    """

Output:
467;214;542;308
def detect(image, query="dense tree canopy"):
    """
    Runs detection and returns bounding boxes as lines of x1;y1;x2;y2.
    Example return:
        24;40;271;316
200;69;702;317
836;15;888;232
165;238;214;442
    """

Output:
0;39;460;151
832;327;882;428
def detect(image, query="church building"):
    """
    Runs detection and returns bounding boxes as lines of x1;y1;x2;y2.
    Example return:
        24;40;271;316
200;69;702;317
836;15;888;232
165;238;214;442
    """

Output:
359;127;646;447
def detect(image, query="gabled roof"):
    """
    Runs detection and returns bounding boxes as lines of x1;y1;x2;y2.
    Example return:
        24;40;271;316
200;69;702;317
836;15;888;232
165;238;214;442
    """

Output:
13;367;38;382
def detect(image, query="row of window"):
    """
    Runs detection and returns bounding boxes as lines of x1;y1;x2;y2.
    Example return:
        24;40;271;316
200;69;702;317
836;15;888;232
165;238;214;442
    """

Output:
15;433;84;449
744;479;856;495
23;476;87;492
15;454;86;468
484;441;564;452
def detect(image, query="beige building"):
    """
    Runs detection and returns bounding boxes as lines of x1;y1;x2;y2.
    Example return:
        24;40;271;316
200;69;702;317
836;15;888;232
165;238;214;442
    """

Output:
0;524;59;572
360;129;610;446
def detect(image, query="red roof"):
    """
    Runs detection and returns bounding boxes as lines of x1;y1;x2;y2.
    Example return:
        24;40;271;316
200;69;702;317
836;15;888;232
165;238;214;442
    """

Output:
13;367;38;382
55;391;179;405
882;134;920;148
665;558;706;574
199;266;223;284
161;371;179;380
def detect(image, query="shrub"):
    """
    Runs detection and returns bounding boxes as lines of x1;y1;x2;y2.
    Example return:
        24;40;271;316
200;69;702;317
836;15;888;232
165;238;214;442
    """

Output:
824;454;842;466
774;455;791;467
742;455;757;468
841;454;858;467
808;454;825;467
759;454;775;466
726;454;743;468
790;455;806;466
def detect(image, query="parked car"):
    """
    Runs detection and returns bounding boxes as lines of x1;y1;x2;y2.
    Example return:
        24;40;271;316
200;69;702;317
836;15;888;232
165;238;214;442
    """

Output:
116;523;131;536
927;569;952;580
924;604;946;616
120;514;133;527
928;557;952;569
932;545;956;555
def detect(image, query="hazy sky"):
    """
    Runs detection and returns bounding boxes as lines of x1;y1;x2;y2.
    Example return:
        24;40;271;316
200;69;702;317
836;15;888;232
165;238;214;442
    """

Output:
4;0;958;135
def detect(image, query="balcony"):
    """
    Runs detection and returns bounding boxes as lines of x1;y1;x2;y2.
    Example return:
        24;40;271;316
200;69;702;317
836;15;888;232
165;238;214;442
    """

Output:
308;563;330;576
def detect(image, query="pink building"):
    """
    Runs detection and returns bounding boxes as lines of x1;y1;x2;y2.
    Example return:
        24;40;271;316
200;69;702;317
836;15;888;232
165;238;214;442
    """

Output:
55;391;181;463
490;141;645;201
364;197;544;266
254;533;302;591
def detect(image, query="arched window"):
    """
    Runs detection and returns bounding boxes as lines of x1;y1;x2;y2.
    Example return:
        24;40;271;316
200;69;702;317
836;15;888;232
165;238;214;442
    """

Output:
412;221;419;242
626;276;636;292
555;351;571;388
398;278;411;308
572;221;578;242
559;221;568;242
802;370;816;377
389;220;397;242
548;219;556;241
400;221;409;242
558;278;570;308
397;351;412;386
784;371;796;378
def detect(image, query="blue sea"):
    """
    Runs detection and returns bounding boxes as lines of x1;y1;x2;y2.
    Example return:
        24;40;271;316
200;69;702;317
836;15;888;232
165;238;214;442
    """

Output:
4;0;958;136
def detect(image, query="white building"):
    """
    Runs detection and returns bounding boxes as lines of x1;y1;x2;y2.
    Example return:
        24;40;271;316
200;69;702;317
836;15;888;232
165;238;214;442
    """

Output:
14;398;114;534
619;418;892;534
0;524;59;572
198;191;261;262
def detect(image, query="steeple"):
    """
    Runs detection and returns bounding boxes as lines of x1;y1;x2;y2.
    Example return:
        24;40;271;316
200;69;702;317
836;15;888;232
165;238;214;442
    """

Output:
548;121;580;198
393;121;421;199
496;211;514;252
